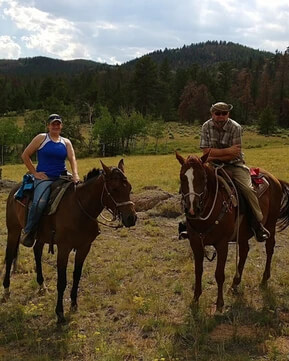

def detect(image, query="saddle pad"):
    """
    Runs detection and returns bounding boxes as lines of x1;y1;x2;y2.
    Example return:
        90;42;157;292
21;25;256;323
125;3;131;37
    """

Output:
253;177;269;198
47;181;73;215
250;167;264;184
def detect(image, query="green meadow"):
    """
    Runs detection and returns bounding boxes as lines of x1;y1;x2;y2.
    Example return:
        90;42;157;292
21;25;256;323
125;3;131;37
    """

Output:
1;125;289;360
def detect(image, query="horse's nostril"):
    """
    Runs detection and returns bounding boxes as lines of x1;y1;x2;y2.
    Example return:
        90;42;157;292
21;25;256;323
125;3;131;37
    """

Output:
123;213;137;227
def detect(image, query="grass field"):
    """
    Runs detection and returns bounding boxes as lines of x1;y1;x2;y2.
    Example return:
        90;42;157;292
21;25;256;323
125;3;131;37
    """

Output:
1;127;289;360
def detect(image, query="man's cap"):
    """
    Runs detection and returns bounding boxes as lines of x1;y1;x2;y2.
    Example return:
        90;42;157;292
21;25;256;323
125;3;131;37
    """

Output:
210;102;233;112
48;114;62;124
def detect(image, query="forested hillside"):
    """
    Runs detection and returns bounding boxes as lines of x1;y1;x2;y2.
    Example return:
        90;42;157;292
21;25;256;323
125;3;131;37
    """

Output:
0;56;109;76
0;40;289;161
123;40;274;69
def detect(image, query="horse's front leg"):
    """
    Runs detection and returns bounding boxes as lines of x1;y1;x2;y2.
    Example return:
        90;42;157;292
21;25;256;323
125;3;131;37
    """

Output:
215;242;228;312
55;245;71;324
33;241;46;294
261;232;275;287
2;229;20;302
231;238;250;292
70;243;92;312
191;242;204;303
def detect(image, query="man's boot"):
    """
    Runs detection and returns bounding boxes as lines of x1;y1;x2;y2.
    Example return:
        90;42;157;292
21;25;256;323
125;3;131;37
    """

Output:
251;220;270;242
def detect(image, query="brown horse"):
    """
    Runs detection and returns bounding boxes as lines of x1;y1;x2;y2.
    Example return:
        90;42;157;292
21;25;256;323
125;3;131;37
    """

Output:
176;152;289;311
2;159;137;323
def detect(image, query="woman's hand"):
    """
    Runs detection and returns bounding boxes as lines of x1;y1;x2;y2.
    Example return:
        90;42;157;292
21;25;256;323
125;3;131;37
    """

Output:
34;172;49;180
73;174;80;183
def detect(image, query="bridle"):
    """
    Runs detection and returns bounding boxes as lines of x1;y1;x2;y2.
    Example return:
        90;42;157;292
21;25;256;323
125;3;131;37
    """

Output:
180;159;240;264
181;164;208;218
181;163;223;221
100;180;134;221
76;171;134;227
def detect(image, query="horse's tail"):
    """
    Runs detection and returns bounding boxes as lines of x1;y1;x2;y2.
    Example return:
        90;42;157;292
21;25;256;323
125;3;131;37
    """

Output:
277;180;289;232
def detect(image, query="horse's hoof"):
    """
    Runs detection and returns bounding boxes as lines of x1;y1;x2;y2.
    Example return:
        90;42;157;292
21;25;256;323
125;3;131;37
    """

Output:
1;289;10;303
215;307;223;315
70;304;78;313
230;285;239;295
57;315;66;325
260;280;268;289
1;295;9;303
38;283;48;296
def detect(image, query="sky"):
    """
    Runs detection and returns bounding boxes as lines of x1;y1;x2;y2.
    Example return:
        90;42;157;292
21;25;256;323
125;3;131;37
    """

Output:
0;0;288;65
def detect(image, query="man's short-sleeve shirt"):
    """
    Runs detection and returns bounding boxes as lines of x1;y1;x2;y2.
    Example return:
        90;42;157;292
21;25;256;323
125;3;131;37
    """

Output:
200;118;244;163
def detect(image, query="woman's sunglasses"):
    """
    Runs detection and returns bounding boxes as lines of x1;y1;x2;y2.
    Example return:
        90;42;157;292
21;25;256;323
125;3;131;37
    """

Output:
214;111;229;116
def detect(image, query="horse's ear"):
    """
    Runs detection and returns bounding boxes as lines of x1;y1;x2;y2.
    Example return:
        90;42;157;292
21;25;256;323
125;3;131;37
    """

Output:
200;150;210;164
176;151;185;165
100;160;111;176
118;159;125;173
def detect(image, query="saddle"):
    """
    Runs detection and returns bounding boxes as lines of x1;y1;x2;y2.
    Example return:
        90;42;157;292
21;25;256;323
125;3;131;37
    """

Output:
46;178;74;215
14;176;74;225
250;167;269;197
218;167;269;201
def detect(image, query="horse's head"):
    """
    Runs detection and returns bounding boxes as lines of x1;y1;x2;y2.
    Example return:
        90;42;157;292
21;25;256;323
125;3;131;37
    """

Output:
100;159;137;227
176;152;209;218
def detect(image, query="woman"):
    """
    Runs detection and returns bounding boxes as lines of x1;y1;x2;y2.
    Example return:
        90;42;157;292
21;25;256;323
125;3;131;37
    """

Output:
20;113;80;247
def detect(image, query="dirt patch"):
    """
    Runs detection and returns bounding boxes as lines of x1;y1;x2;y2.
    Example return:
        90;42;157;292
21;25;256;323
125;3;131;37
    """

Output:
209;324;258;342
278;311;289;323
265;336;289;356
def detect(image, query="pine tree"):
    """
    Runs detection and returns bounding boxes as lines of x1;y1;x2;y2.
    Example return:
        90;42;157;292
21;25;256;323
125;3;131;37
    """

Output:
132;56;160;116
258;106;276;135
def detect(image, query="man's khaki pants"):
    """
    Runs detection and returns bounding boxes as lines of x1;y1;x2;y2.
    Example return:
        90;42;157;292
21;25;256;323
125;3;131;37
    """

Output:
224;163;263;222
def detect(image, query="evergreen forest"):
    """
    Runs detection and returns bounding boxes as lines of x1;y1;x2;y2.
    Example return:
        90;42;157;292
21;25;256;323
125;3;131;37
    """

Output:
0;40;289;162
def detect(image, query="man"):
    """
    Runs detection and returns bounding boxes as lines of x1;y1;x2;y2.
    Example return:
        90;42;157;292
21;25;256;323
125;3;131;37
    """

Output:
200;101;270;242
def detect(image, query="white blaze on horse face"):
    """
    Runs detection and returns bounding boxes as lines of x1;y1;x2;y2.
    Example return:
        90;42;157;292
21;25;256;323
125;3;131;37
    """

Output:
185;168;195;215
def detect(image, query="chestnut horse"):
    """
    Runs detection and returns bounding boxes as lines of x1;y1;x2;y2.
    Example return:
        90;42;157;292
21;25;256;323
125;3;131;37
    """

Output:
176;152;289;311
2;159;137;323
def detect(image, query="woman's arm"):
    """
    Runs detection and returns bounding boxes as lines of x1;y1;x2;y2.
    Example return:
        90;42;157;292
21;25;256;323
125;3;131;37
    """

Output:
65;139;80;183
21;134;48;179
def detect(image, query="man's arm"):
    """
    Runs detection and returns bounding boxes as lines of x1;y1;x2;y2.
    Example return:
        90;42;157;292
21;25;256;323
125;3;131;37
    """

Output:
202;144;241;162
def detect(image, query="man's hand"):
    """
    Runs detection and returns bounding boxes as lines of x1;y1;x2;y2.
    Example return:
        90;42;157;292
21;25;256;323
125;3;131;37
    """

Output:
203;144;241;162
228;144;241;158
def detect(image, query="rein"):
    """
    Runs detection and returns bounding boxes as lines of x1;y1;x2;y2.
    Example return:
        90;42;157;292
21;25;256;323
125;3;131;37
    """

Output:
101;181;134;210
76;176;134;229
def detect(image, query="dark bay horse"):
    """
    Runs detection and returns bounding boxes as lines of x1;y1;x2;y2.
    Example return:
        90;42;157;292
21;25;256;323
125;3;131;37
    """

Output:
2;159;137;323
176;152;289;311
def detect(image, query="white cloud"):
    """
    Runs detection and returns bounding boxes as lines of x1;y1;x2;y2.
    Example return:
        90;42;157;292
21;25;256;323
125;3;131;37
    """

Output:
2;0;91;59
0;0;289;63
0;35;21;58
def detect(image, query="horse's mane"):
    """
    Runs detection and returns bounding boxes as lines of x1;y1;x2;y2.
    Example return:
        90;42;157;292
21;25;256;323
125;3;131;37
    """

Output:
83;168;102;182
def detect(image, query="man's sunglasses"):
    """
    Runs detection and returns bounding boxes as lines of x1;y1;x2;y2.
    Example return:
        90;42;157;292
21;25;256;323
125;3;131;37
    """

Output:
49;116;62;121
214;111;229;116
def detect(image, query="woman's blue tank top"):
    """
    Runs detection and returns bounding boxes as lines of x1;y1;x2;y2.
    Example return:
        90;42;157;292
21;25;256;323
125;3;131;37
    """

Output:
36;134;67;178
